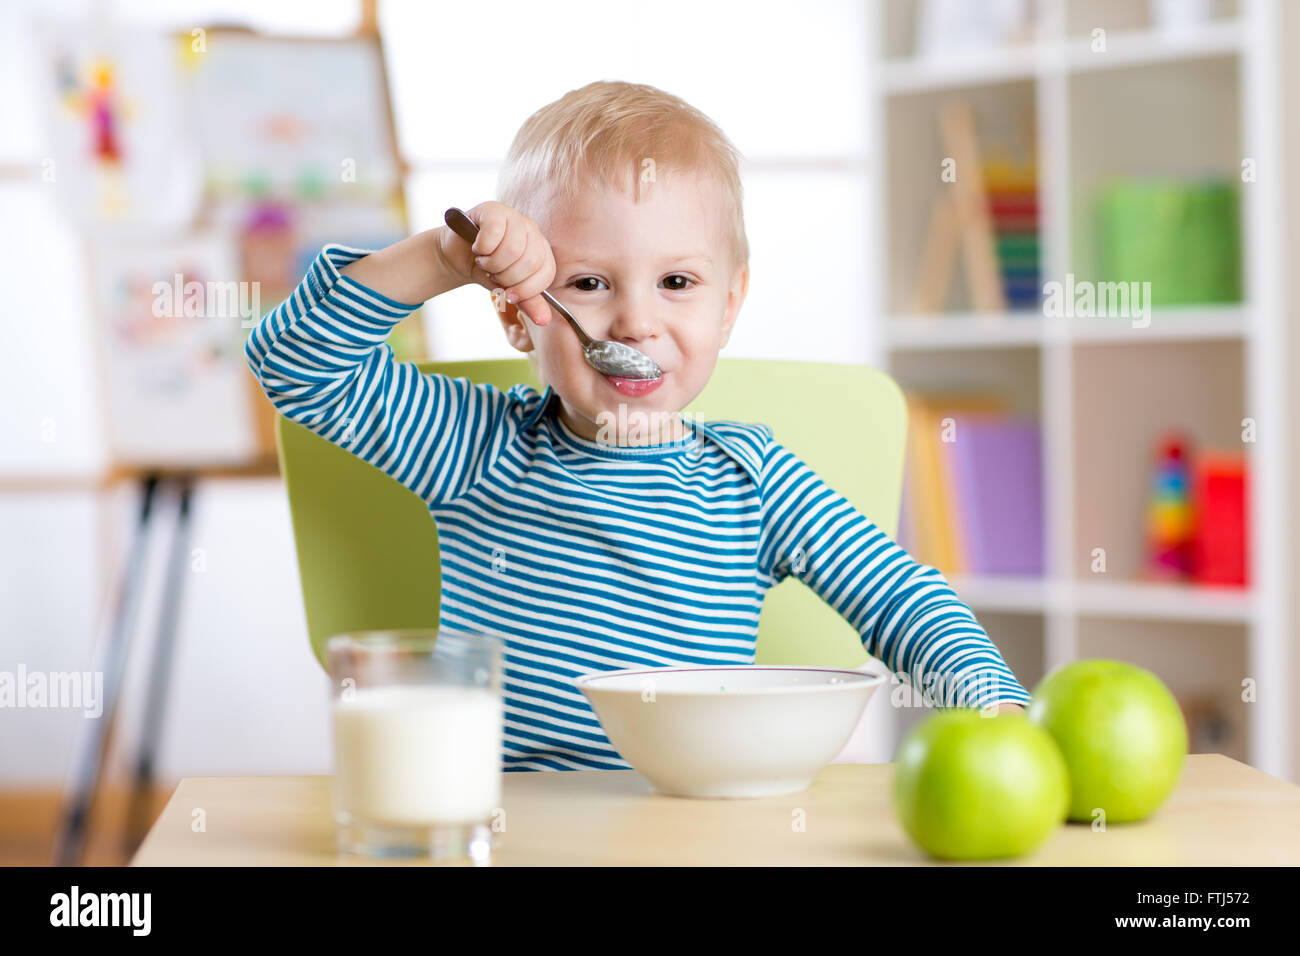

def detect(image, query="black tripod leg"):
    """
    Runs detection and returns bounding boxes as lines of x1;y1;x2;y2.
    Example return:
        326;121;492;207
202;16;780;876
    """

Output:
123;475;194;857
51;474;160;867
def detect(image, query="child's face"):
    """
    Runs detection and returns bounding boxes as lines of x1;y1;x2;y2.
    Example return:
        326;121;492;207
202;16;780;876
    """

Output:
500;170;748;443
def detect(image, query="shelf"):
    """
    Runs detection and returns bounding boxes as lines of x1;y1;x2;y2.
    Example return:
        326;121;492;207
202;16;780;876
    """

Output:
945;575;1059;614
880;20;1243;96
1064;22;1244;74
884;307;1249;351
1072;580;1256;624
886;312;1046;349
943;575;1255;623
880;46;1037;95
1067;306;1249;343
876;0;1289;782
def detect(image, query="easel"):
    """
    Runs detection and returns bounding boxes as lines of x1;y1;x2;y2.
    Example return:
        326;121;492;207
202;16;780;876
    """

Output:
51;462;274;866
51;3;416;865
912;101;1007;314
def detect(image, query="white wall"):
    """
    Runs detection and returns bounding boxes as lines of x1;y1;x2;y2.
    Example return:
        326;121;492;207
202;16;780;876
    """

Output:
0;480;333;786
0;491;105;783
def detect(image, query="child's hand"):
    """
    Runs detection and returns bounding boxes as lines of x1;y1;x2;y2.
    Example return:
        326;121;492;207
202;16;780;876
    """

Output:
978;701;1025;718
437;201;556;326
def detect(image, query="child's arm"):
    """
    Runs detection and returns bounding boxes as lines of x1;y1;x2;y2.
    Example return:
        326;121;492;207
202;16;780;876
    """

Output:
246;202;555;504
340;229;463;304
757;437;1032;713
244;228;512;506
338;207;556;326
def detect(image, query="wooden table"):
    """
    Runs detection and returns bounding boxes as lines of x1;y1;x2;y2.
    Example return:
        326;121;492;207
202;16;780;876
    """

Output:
130;754;1300;866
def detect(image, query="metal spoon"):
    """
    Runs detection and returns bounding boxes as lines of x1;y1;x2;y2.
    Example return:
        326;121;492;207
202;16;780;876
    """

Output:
444;207;663;380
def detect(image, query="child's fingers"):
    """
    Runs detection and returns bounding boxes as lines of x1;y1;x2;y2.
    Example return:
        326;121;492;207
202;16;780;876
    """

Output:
496;230;556;297
466;202;507;258
470;259;496;288
475;215;529;278
486;227;542;290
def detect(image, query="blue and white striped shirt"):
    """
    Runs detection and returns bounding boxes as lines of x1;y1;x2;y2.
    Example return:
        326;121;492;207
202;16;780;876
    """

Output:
246;244;1032;771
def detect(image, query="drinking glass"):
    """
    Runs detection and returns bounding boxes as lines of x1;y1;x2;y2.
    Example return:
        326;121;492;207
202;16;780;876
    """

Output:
327;630;504;862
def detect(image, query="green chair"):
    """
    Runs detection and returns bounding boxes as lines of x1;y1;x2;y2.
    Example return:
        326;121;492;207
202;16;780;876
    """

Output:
276;359;908;672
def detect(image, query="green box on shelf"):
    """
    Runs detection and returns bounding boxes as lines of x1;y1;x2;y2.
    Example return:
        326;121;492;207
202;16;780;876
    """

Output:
1097;180;1242;307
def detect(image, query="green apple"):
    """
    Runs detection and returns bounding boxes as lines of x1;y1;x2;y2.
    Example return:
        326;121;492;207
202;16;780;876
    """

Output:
1027;659;1188;824
892;708;1069;861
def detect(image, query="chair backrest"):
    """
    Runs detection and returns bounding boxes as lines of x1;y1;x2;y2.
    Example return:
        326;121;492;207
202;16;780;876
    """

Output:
277;359;907;670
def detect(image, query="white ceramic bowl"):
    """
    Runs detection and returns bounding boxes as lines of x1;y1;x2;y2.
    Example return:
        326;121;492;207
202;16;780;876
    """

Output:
575;665;885;798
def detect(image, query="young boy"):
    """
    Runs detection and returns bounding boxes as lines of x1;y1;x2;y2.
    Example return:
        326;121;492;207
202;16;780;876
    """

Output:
245;80;1031;772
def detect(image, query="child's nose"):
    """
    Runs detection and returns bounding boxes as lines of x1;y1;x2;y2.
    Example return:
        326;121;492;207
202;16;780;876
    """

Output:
606;305;659;344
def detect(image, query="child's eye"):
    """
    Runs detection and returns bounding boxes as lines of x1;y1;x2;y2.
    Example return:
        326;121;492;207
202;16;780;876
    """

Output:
661;275;694;291
572;276;607;292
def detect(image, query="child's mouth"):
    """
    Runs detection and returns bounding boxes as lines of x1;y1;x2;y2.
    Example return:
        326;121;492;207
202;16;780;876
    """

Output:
604;373;664;397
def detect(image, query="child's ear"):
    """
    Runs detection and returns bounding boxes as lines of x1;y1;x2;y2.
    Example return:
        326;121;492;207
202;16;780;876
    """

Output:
491;294;536;353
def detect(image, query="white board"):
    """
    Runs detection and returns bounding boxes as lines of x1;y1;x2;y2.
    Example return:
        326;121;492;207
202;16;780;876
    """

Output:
90;232;259;467
183;32;400;202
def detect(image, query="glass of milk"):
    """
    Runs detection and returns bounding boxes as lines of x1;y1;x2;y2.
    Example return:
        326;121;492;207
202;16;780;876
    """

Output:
327;630;504;862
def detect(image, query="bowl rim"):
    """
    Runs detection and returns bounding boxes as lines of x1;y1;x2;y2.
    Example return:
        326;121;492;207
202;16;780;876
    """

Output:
574;664;886;696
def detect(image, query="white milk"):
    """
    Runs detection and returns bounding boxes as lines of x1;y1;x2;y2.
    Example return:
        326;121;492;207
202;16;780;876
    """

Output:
332;684;503;826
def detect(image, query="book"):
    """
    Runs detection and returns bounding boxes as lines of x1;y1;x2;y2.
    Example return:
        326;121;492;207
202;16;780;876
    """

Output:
943;415;1044;575
903;393;1008;574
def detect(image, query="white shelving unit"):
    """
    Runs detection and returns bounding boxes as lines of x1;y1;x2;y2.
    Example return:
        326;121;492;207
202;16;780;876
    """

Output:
872;0;1289;780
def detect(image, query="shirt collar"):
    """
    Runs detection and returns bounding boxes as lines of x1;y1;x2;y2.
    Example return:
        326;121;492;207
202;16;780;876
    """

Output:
519;385;763;484
520;384;558;430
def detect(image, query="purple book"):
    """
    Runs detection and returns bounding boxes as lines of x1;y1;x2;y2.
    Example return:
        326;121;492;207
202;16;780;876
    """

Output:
945;416;1044;576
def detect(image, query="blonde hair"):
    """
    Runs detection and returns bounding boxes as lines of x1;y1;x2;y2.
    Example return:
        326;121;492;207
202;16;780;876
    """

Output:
497;80;749;271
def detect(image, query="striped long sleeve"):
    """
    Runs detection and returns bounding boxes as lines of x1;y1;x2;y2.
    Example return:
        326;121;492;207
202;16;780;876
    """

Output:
244;244;510;506
758;439;1031;711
